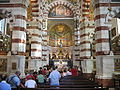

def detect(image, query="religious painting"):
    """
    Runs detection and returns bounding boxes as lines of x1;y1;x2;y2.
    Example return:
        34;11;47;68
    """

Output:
111;35;120;52
49;5;73;17
0;58;7;72
114;58;120;72
111;27;116;38
12;62;16;70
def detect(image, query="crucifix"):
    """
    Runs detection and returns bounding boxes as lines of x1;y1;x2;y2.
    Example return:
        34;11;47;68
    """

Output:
59;39;62;48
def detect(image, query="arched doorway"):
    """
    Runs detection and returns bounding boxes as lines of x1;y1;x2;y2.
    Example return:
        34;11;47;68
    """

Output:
47;4;74;68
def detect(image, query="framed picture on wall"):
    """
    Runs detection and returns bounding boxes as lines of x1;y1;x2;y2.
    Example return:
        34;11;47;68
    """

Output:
111;27;116;38
114;58;120;72
12;62;16;70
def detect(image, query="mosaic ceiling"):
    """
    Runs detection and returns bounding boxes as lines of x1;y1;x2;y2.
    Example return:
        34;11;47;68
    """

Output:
49;5;73;18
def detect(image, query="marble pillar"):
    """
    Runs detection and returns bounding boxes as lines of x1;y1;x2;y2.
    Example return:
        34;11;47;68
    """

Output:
96;55;115;86
81;59;94;73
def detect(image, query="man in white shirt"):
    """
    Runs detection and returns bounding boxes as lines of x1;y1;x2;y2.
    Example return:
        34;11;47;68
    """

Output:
48;66;61;86
25;77;37;88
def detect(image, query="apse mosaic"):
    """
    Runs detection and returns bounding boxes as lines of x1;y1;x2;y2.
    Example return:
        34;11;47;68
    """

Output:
48;23;73;47
49;5;73;17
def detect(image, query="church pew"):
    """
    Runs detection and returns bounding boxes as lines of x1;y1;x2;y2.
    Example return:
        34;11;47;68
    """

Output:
38;84;102;88
12;88;108;90
59;82;98;85
60;79;90;81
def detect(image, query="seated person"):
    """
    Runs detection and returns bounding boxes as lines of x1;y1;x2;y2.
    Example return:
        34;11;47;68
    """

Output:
25;77;37;88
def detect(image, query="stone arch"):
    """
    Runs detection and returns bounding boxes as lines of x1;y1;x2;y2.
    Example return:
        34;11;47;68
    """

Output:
41;1;77;62
46;1;77;17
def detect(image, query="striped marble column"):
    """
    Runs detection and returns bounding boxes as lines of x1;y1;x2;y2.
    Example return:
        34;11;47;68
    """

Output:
73;17;81;66
31;0;39;18
26;0;43;71
39;0;49;66
79;0;95;77
94;0;114;87
27;23;42;70
9;0;29;75
80;0;91;59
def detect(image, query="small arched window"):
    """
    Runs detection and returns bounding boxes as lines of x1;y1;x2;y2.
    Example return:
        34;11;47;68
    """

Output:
0;19;5;34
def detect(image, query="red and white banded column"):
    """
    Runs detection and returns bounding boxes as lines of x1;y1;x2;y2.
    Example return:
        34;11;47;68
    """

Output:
26;0;43;70
10;0;29;75
94;0;114;86
80;0;91;59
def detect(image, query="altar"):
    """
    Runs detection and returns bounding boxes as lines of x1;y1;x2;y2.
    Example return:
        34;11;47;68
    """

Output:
49;37;73;68
49;59;73;68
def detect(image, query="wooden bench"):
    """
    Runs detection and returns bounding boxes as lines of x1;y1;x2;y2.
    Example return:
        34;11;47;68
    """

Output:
38;85;102;88
12;74;104;90
60;82;98;85
11;75;108;90
12;87;108;90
